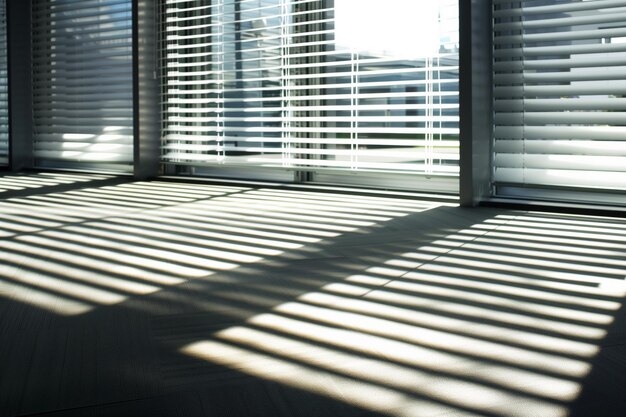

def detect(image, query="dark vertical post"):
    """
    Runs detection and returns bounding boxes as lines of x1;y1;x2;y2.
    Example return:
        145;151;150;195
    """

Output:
459;0;493;206
133;0;161;179
7;0;33;171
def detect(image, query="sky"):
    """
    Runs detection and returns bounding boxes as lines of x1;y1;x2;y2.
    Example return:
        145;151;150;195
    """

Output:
334;0;452;58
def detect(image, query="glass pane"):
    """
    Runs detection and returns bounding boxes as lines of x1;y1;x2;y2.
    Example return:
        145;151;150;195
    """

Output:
31;0;134;172
161;0;459;178
493;0;626;203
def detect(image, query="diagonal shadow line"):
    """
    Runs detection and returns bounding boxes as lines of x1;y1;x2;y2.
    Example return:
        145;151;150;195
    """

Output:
2;180;410;248
402;260;621;300
0;248;162;300
138;255;606;374
562;304;626;417
240;270;610;337
0;173;126;200
176;337;533;417
1;184;620;416
220;319;581;404
193;285;601;365
188;265;611;342
0;190;472;414
165;320;572;417
0;182;255;243
374;271;619;319
321;281;609;339
123;239;616;334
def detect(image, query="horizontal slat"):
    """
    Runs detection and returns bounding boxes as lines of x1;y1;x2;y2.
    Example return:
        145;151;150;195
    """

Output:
162;154;460;172
495;126;626;141
494;112;626;126
494;56;626;71
35;109;135;118
494;69;626;84
493;168;626;189
164;104;459;113
163;137;459;147
165;79;458;94
494;140;626;156
34;143;133;153
33;150;134;162
495;154;626;171
163;125;458;135
494;42;626;58
494;83;626;97
165;116;459;123
162;146;458;159
494;98;626;112
493;0;626;18
494;27;626;44
494;11;626;31
166;91;459;104
33;133;133;142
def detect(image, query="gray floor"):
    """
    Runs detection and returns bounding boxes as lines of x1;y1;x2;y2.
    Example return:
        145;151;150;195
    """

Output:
0;173;625;417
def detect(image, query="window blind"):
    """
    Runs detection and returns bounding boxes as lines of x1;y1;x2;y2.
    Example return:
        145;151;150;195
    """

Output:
0;0;7;166
32;0;134;171
493;0;626;193
161;0;459;176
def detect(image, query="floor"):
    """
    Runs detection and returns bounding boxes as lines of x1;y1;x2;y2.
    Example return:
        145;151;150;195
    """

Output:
0;172;625;417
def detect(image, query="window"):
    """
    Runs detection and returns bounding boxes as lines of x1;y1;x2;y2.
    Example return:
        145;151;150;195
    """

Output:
161;0;459;191
32;0;134;172
493;0;626;204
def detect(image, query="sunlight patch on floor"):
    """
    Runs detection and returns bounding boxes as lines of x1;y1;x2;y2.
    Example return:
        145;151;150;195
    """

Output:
181;211;626;417
0;178;437;317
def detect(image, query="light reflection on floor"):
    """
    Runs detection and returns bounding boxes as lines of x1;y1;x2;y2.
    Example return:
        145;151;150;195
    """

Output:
0;174;624;417
0;176;439;316
0;172;113;193
182;211;626;417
